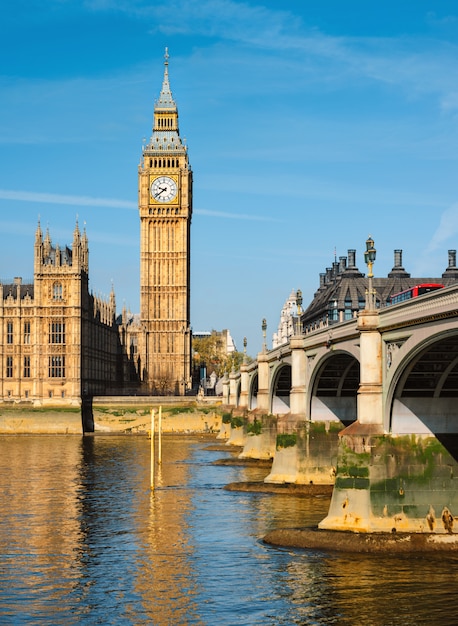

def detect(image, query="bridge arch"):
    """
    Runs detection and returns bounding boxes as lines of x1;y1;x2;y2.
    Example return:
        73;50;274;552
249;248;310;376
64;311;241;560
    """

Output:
248;371;258;410
271;363;291;414
309;349;360;425
388;329;458;456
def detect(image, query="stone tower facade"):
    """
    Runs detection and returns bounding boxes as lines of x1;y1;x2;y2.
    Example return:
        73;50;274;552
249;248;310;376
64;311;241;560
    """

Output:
138;50;192;395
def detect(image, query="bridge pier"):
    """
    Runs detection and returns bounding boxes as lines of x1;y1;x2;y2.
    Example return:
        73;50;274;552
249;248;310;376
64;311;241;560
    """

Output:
319;424;458;533
239;412;277;460
265;418;340;484
226;409;247;446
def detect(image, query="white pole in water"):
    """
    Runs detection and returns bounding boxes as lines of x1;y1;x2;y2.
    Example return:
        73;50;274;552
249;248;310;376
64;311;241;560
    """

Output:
150;408;155;490
158;405;162;465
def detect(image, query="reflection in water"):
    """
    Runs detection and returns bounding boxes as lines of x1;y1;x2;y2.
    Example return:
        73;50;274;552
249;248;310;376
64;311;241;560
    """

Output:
136;439;202;624
1;434;458;625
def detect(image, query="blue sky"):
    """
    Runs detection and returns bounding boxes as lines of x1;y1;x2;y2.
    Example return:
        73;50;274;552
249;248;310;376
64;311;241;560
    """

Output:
1;1;457;355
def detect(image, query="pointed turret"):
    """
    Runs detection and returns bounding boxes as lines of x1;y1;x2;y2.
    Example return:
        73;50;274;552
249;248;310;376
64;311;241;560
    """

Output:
155;47;176;112
110;282;116;318
71;219;81;269
35;219;43;244
81;224;89;272
73;219;81;247
43;227;51;259
144;48;186;155
34;220;43;271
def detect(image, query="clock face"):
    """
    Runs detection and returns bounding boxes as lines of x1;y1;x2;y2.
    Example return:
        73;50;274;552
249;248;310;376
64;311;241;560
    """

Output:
150;176;177;203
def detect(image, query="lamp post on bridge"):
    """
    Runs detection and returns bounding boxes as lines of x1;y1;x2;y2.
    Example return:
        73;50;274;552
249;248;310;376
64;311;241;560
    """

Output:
262;318;267;353
243;336;247;363
364;236;377;310
295;289;303;334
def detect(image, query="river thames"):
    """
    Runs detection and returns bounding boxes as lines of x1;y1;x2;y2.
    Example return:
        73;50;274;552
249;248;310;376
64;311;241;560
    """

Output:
1;434;458;625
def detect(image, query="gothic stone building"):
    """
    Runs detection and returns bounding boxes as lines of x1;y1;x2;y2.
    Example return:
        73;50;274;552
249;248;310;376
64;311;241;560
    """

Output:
0;222;119;405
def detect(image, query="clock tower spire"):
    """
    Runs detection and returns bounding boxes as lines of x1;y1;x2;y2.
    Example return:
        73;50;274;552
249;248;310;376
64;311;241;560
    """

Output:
138;49;192;395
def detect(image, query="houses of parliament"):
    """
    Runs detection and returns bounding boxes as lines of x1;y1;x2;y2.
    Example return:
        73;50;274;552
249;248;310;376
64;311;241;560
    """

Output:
0;50;192;405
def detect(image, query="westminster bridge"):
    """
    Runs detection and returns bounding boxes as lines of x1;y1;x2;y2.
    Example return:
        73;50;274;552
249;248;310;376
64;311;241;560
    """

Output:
222;283;458;534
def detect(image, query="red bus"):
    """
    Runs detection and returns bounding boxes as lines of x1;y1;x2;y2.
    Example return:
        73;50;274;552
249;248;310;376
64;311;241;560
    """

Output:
389;283;445;305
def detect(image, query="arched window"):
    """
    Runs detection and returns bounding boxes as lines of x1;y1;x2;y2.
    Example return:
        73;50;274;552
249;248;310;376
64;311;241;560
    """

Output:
53;282;63;301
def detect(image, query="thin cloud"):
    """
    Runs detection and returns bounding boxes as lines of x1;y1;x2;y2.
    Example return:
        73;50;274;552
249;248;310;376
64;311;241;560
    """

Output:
0;189;137;210
97;0;458;108
195;208;281;221
426;202;458;253
0;189;275;222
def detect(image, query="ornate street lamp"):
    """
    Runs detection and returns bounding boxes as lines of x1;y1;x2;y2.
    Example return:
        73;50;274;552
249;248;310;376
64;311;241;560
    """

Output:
364;236;377;310
296;289;303;334
243;336;247;363
296;289;303;313
262;318;267;352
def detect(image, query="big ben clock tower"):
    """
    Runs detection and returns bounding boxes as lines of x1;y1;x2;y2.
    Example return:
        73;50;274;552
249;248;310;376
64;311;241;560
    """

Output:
138;49;192;394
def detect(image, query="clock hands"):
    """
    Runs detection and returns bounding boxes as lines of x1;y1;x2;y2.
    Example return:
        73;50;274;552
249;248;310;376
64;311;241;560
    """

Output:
151;177;176;202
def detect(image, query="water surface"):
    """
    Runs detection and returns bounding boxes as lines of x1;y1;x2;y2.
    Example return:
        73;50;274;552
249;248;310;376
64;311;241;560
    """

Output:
1;434;458;625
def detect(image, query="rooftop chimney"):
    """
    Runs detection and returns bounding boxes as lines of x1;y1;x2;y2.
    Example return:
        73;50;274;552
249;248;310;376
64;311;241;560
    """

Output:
442;249;458;281
341;249;363;277
348;249;356;268
388;249;410;278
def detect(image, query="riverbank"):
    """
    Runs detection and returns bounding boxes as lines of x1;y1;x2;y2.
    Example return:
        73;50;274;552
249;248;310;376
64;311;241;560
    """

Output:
0;407;83;434
93;403;221;434
0;402;222;434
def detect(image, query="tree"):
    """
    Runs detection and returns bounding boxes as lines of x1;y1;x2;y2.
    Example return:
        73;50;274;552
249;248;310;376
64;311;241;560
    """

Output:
193;333;250;378
192;334;223;375
221;351;246;375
